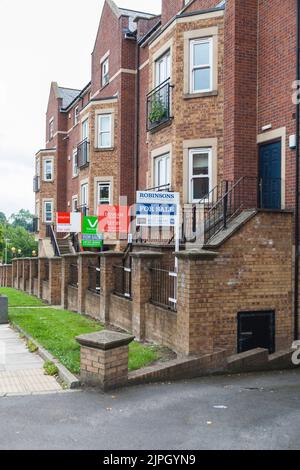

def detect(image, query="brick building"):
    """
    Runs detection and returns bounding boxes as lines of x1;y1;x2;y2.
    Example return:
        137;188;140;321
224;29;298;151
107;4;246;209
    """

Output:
30;0;300;359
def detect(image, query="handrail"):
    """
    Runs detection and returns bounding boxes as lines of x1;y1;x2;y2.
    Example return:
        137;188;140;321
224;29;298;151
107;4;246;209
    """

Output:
147;77;172;97
46;224;61;257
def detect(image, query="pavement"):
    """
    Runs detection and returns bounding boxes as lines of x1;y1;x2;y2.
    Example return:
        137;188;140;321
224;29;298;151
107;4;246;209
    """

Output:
0;325;62;395
0;367;300;449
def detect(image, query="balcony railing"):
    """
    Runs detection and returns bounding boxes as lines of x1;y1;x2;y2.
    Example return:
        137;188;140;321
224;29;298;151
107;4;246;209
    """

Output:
33;175;40;192
147;79;173;131
77;138;90;168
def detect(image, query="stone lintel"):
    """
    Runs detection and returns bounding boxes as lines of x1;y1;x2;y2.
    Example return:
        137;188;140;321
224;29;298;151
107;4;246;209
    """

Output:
175;249;218;260
76;330;135;351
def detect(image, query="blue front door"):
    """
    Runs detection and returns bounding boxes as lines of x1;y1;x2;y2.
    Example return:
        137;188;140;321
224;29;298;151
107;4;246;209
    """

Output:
259;141;281;209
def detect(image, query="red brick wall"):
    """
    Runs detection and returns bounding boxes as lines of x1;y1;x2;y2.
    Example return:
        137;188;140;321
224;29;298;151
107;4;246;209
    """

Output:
257;0;296;209
224;0;258;182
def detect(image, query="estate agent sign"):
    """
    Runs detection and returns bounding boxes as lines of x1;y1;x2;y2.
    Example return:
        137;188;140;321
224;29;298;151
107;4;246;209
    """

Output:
136;191;179;227
82;216;103;248
56;212;82;233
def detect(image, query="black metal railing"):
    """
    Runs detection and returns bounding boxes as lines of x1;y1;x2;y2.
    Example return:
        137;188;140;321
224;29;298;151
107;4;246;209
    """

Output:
69;264;78;288
77;138;89;168
46;224;61;257
33;175;40;192
181;176;281;245
147;79;173;131
32;217;39;233
150;265;177;312
88;264;101;295
113;264;132;299
77;205;89;216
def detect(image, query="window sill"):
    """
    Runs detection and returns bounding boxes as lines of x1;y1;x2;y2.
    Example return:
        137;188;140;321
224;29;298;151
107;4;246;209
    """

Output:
100;82;110;91
183;90;218;99
42;179;54;183
94;147;115;152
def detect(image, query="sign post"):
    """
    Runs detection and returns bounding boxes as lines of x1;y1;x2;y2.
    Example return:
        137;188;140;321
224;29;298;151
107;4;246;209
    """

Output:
136;191;180;270
82;216;104;249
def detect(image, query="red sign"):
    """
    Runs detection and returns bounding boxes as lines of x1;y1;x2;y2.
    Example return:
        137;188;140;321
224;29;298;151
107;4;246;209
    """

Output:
57;213;71;225
56;212;81;233
98;206;129;234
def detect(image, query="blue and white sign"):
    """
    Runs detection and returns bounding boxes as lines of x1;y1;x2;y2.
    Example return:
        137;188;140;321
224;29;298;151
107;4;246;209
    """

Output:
136;192;180;227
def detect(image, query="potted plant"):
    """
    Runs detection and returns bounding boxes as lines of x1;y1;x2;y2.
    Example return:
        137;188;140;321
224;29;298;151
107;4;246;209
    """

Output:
0;294;8;324
149;97;167;126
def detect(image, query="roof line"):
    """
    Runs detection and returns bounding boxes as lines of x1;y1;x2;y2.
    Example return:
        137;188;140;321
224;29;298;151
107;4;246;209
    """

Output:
60;81;92;111
118;7;156;17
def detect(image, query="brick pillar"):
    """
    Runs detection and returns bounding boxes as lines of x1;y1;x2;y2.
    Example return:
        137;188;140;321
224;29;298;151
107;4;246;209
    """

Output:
38;258;48;299
29;259;38;294
61;255;78;309
12;259;17;289
6;265;12;288
17;259;23;289
78;253;100;314
0;265;3;286
49;258;62;305
175;250;218;356
76;331;135;391
99;252;124;323
23;259;30;292
130;252;164;341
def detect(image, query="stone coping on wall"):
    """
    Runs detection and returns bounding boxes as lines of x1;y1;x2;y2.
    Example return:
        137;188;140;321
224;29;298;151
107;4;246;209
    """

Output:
175;249;218;260
76;330;135;351
130;252;165;259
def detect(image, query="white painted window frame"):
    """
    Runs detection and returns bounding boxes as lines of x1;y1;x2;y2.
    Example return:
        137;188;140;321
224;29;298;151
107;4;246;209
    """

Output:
80;182;89;207
72;149;78;177
97;114;112;149
189;148;212;203
102;58;109;87
154;153;171;188
97;181;111;205
43;158;53;182
43;200;53;223
190;37;213;94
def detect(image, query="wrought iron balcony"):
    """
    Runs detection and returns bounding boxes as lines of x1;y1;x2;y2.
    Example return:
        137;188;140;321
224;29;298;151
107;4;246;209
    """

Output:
147;79;173;131
33;175;40;192
77;139;90;168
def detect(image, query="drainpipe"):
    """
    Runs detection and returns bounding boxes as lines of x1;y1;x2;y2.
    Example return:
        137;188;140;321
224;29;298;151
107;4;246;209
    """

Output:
134;37;140;194
295;0;300;340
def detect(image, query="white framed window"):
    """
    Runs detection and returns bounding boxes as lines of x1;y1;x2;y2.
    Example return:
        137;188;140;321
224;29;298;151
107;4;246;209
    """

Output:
36;158;40;176
72;196;78;212
43;159;53;181
35;201;40;231
190;38;213;93
154;153;170;188
189;148;212;202
155;50;171;87
97;182;111;205
102;58;109;87
72;149;78;177
49;119;54;140
97;114;112;148
74;106;79;125
43;200;53;223
82;118;89;141
80;183;89;207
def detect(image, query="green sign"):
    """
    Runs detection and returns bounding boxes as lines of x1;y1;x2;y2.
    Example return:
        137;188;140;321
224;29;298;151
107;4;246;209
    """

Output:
82;234;103;249
82;216;99;235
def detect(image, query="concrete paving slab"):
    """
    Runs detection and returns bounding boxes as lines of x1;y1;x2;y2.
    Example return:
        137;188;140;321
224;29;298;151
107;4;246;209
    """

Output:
0;325;62;395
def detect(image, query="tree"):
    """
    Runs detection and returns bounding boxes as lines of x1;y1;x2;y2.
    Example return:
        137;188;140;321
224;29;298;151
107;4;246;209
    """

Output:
2;225;38;263
0;212;7;225
10;209;34;231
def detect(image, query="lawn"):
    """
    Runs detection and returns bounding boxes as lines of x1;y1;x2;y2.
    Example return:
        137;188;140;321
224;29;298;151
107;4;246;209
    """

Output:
4;289;159;374
0;288;45;307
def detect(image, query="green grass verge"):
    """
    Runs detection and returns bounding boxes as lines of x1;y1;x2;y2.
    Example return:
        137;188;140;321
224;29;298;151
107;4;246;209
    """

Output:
0;288;45;307
5;289;159;374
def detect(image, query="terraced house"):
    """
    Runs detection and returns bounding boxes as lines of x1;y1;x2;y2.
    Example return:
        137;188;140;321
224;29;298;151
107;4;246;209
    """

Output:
22;0;300;367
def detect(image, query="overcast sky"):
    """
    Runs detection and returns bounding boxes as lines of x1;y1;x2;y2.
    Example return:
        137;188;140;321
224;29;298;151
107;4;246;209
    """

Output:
0;0;161;218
